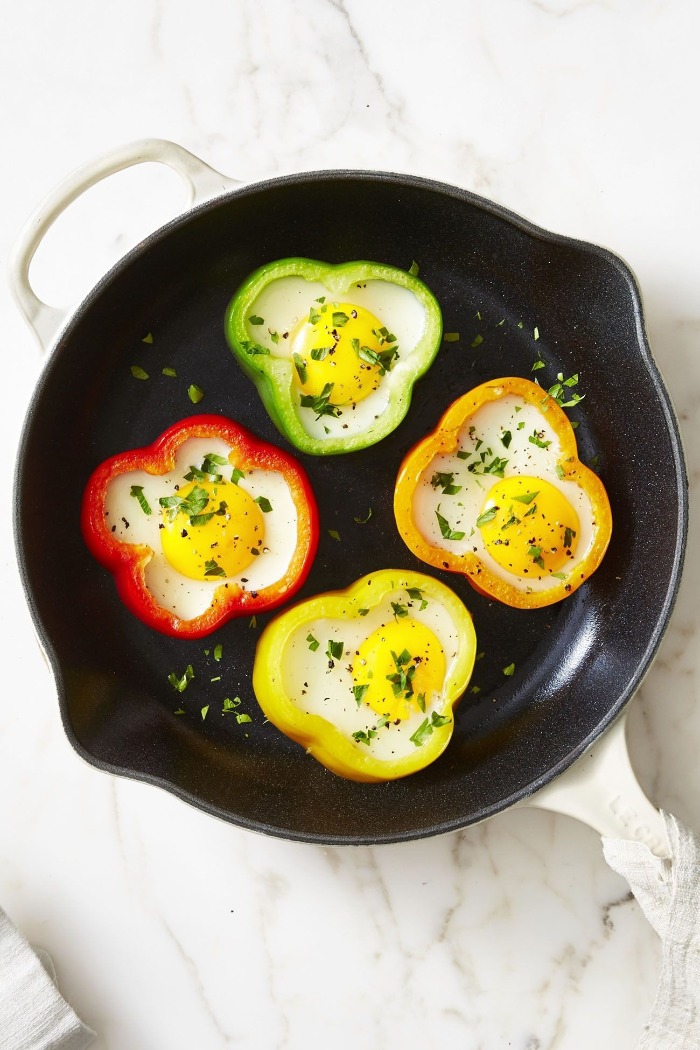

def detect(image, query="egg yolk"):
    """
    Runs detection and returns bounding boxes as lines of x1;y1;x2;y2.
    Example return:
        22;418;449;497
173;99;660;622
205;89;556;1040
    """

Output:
290;301;395;406
160;478;265;581
478;475;579;577
351;618;446;722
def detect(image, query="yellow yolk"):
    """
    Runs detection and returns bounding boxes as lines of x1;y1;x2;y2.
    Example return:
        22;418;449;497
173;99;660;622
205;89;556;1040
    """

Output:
289;301;394;406
478;475;579;577
160;478;265;581
351;618;446;722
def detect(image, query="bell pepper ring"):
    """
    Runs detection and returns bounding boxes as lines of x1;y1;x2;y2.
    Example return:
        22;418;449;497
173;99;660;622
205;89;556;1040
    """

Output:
81;415;319;638
252;569;477;783
224;257;443;455
394;377;612;609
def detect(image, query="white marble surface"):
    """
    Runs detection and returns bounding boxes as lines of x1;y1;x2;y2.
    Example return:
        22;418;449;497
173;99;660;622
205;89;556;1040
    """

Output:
1;1;699;1047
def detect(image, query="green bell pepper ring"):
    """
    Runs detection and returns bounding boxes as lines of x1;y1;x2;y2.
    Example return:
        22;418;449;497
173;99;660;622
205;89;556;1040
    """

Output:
224;258;443;455
252;569;477;782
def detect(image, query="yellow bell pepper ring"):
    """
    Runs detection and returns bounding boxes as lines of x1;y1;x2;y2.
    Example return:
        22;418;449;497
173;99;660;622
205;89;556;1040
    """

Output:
394;377;612;609
252;569;477;782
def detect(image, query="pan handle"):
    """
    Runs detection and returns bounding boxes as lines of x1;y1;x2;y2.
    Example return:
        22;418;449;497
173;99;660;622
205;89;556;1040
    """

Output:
8;138;239;352
521;712;671;859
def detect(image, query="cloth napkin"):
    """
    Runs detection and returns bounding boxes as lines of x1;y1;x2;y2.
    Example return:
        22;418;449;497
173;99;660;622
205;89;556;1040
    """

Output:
0;907;94;1050
603;811;700;1050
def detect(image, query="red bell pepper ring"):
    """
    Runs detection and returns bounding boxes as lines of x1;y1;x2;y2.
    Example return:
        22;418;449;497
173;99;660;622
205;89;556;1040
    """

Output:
81;415;319;638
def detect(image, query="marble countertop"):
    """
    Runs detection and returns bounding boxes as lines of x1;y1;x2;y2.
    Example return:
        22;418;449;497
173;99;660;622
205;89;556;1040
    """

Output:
1;2;699;1047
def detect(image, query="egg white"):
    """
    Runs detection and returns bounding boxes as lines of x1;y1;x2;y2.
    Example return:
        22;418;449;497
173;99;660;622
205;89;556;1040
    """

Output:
103;437;299;620
280;585;462;762
411;395;596;593
243;276;429;439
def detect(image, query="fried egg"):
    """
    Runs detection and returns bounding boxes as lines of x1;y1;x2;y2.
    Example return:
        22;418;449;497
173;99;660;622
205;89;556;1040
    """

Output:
395;378;612;608
226;258;443;448
104;436;300;620
252;570;476;780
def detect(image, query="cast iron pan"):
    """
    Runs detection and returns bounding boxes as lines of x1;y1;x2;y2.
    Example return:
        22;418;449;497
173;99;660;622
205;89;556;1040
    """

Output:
13;153;688;844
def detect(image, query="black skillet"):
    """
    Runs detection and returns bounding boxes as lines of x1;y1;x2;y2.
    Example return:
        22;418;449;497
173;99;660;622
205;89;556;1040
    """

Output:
11;140;688;845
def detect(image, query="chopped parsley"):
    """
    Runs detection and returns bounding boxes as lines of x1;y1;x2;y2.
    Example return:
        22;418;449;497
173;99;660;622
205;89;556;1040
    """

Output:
529;430;551;449
546;372;583;408
528;545;545;570
353;508;373;524
248;315;264;325
410;711;452;747
306;633;320;652
130;485;152;515
168;664;194;692
188;384;204;404
352;684;369;707
430;471;462;495
513;490;539;505
326;639;344;664
130;365;149;380
475;507;498;528
293;353;308;384
299;382;340;419
240;339;270;357
386;649;416;700
436;505;465;541
254;496;273;513
204;559;226;577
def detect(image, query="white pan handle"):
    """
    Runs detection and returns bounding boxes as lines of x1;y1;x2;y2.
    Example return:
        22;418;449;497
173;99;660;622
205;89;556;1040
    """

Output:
522;711;671;858
8;138;240;352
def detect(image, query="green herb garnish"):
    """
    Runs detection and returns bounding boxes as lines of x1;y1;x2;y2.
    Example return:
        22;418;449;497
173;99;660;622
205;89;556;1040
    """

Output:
254;496;273;513
528;545;545;570
188;384;204;404
130;485;152;515
299;382;340;419
529;430;551;449
326;639;344;663
293;353;308;384
130;365;149;380
204;559;226;577
352;684;369;707
475;507;498;527
513;490;539;505
436;505;465;541
306;634;320;652
168;664;194;693
430;471;462;496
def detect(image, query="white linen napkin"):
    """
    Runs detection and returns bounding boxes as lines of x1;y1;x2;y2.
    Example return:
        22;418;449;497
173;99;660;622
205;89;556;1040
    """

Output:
0;906;95;1050
603;811;700;1050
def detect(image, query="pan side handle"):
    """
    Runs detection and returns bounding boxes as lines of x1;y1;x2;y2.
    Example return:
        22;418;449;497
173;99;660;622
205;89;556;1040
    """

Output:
8;138;240;351
521;712;671;859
